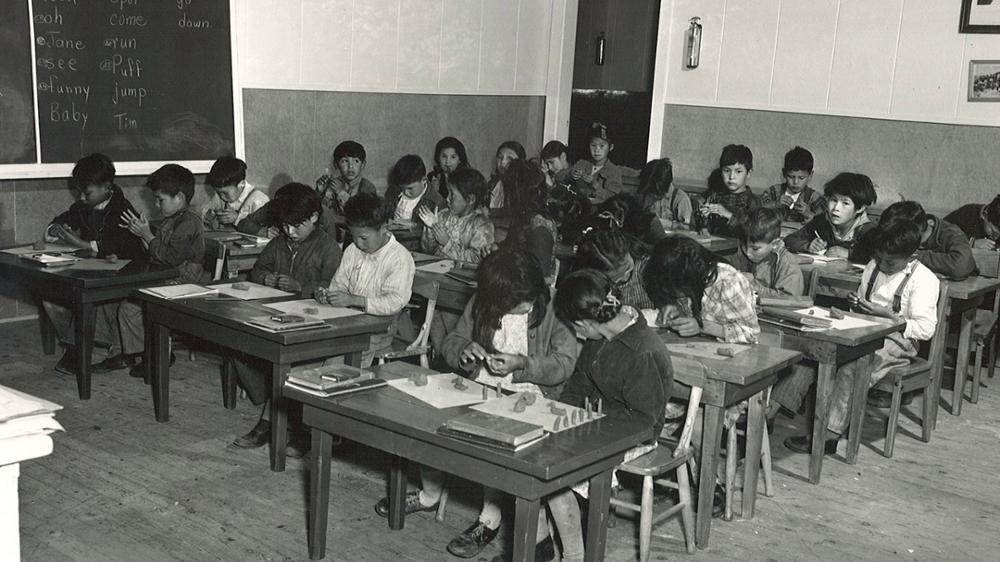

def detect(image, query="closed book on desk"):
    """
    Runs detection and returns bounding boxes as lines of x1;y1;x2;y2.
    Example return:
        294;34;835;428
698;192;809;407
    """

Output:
245;315;329;333
437;426;547;452
441;410;544;446
445;269;477;286
287;365;374;391
285;377;387;398
759;306;832;329
19;253;79;267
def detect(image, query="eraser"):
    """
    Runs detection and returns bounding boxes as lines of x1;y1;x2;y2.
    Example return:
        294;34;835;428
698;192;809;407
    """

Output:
231;283;250;291
829;307;845;320
32;240;46;251
716;347;735;357
106;254;118;263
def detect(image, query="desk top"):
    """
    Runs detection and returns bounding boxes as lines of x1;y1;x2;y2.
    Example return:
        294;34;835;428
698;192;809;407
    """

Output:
0;252;176;289
656;332;802;387
807;263;1000;301
288;361;652;481
135;291;391;345
761;307;904;347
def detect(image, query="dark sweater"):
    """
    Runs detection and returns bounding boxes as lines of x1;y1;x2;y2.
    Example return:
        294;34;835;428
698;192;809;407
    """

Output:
916;216;978;280
382;185;443;229
559;313;672;439
250;227;342;298
50;186;144;259
698;188;760;238
944;204;988;242
150;209;208;283
785;214;877;264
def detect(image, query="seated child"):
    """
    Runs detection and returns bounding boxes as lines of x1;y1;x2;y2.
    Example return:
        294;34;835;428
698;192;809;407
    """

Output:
202;156;269;231
545;269;672;562
315;140;376;216
596;193;668;247
638;157;693;230
697;144;760;238
372;249;577;560
570;122;639;203
231;183;343;452
383;154;442;229
945;195;1000;250
314;193;415;366
42;153;144;374
732;207;805;297
428;136;470;200
419;167;495;264
643;235;760;344
540;140;572;188
487;140;525;209
575;228;655;310
502;159;567;283
99;164;210;377
784;172;878;263
877;201;977;280
777;220;940;454
759;146;826;223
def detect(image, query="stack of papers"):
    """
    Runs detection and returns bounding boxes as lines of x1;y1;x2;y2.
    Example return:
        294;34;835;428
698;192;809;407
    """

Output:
139;284;217;300
0;386;63;465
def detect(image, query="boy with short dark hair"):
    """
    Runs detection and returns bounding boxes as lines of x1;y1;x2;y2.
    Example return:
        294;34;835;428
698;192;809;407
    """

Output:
95;164;209;376
315;140;377;216
878;201;977;280
540;140;571;188
759;146;826;223
569;123;638;203
383;154;442;229
945;195;1000;250
733;207;804;297
777;220;940;454
202;156;269;231
698;144;760;237
784;172;878;263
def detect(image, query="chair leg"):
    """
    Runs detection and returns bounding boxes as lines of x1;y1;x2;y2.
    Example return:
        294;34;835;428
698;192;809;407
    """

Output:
435;486;448;522
761;430;774;497
971;343;984;404
221;358;237;410
920;384;934;443
988;333;998;380
638;475;654;562
687;457;699;488
724;426;737;521
884;380;903;458
676;466;696;555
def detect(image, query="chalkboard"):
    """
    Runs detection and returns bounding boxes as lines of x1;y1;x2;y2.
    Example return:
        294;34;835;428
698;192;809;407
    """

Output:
0;0;36;164
0;0;241;175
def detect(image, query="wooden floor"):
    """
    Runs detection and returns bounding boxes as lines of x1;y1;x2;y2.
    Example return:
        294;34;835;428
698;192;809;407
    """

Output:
4;319;999;562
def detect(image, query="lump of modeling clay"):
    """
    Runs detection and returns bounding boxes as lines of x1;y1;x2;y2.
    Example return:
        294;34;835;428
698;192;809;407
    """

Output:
513;396;528;413
105;254;118;263
829;307;845;320
303;307;319;315
452;376;468;391
231;282;250;291
32;240;46;250
523;392;537;405
548;403;567;416
716;347;735;357
408;372;428;387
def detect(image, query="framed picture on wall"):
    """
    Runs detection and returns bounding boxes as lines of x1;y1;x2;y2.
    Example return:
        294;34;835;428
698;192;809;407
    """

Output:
969;60;1000;101
960;0;1000;33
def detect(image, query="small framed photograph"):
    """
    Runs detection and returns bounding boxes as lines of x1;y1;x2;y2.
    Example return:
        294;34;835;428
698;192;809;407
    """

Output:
960;0;1000;34
969;60;1000;102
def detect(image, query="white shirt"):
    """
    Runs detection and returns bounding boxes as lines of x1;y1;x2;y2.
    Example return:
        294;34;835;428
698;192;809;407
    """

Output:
202;182;269;227
328;233;415;316
474;310;540;393
395;191;423;221
784;189;802;208
858;259;940;340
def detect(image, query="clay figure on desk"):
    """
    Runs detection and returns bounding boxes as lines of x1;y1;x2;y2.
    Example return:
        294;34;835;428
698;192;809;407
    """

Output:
716;347;735;357
829;307;845;320
408;372;428;387
451;376;468;391
231;282;250;291
302;307;320;315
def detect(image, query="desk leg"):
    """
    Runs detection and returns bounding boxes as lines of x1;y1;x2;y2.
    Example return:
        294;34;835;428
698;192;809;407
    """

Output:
512;496;540;562
810;362;835;484
151;322;171;422
37;299;55;355
953;307;975;416
308;429;332;560
742;390;766;519
73;302;95;400
846;353;873;465
387;455;406;530
270;362;291;472
584;470;613;562
695;405;724;549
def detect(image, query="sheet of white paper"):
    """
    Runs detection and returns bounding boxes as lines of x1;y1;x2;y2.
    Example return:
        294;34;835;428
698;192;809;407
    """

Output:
1;244;78;255
798;253;844;263
139;284;217;300
264;299;364;320
387;373;490;409
0;414;64;439
471;393;603;433
416;260;455;274
663;230;724;242
665;342;752;360
214;282;293;300
67;258;131;271
0;385;61;423
794;307;881;331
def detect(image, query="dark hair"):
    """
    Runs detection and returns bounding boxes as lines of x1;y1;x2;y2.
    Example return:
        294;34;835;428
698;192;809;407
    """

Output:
433;136;470;171
540;140;568;160
639;158;674;199
873;220;921;258
643;235;724;324
206;156;247;188
575;228;632;272
588;122;612;144
783;146;814;173
984;195;1000;232
824;172;877;209
471;249;549;351
503;159;549;227
741;207;782;243
71;153;115;190
598;193;657;251
333;140;366;163
878;201;928;232
344;192;387;228
555;269;620;324
146;164;195;203
388;154;427;188
446;167;489;210
270;182;322;227
497;140;526;161
719;144;753;171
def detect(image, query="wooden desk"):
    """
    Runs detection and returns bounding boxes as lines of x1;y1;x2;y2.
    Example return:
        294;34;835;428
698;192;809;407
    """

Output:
204;231;268;277
666;232;739;256
0;253;177;399
290;362;652;562
134;292;391;471
412;252;477;314
656;333;802;548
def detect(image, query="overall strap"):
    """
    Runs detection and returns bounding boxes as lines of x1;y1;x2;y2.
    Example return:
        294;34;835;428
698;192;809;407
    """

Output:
864;268;879;302
891;268;916;313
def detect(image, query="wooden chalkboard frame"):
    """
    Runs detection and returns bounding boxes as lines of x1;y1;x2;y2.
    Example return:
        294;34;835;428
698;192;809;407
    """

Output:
0;0;244;179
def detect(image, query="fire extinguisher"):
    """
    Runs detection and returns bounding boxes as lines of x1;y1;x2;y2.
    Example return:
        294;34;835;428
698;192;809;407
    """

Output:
686;17;702;69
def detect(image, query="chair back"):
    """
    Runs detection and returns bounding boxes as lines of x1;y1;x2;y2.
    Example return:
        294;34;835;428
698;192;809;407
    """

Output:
409;277;440;351
923;280;952;366
204;239;227;281
664;356;708;457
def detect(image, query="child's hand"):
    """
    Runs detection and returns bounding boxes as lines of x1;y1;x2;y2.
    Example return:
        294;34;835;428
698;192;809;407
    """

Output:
459;342;489;366
702;203;730;219
570;168;584;181
792;198;809;216
846;293;860;309
807;236;827;254
325;291;362;308
417;207;438;228
262;273;279;287
486;353;525;375
314;286;329;304
214;208;238;225
853;296;893;318
276;275;301;292
824;246;849;259
431;223;450;244
120;209;154;242
668;316;701;337
780;194;795;207
973;238;997;250
655;304;681;327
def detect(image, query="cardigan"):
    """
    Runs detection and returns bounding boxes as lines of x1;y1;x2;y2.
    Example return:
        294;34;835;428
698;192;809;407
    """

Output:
250;227;342;298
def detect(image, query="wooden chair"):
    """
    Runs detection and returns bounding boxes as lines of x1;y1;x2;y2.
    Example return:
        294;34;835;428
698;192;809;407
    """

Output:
185;239;228;362
722;389;775;521
967;249;1000;404
870;280;950;458
374;277;439;369
609;363;704;561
